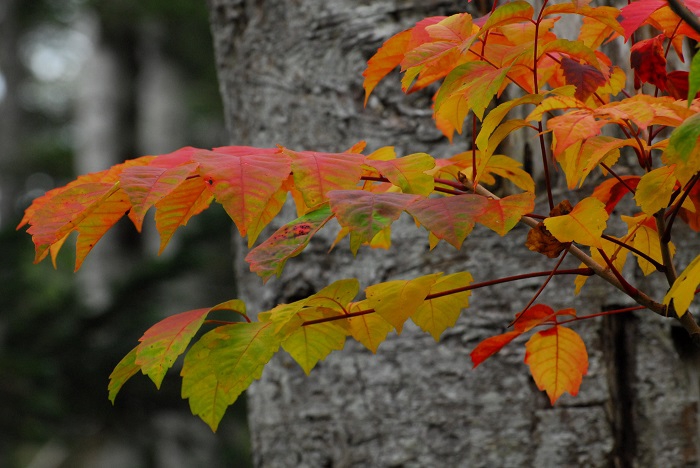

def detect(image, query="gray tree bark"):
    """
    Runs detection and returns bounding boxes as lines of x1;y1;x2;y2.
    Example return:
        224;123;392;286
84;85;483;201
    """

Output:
207;1;700;466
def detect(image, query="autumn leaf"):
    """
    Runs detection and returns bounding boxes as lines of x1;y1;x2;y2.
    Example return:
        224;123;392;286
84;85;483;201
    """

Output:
108;346;140;404
470;331;521;368
544;197;608;249
121;162;199;232
282;148;366;210
346;300;394;353
634;165;678;215
412;272;473;341
477;192;535;236
363;29;412;104
406;194;488;249
630;35;667;90
560;57;607;101
622;215;673;276
365;153;436;195
136;308;213;389
246;205;334;282
195;149;290;246
590;175;640;214
525;326;589;405
663;254;700;317
365;274;440;333
281;307;348;375
329;191;420;254
154;177;214;254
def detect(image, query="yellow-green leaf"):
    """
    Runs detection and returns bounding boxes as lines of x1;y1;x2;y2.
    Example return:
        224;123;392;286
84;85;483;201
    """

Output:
365;274;440;333
281;307;348;375
108;346;140;404
181;322;281;431
346;300;394;353
634;165;677;215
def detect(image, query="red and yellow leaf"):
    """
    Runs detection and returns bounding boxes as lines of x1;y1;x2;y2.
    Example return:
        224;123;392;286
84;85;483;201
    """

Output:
525;326;589;405
195;149;290;245
363;29;412;104
365;153;436;195
470;331;521;368
477;192;535;236
406;194;489;249
246;205;334;282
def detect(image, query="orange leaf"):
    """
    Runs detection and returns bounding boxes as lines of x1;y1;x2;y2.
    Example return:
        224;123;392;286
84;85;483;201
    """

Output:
525;326;589;405
363;30;412;104
477;192;535;236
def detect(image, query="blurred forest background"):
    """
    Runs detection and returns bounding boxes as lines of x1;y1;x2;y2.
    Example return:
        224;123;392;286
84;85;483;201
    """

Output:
0;0;251;466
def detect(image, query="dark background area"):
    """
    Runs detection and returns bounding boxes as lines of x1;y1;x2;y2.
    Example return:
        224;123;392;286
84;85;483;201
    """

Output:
0;1;251;466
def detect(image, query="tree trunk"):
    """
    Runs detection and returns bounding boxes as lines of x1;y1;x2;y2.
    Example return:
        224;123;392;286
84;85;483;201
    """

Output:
207;1;700;466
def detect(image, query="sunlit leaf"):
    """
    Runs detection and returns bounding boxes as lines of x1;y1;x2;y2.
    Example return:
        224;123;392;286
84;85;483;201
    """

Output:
634;165;677;215
363;30;412;104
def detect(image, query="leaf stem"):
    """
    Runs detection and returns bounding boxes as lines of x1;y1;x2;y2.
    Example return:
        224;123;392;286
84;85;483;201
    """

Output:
600;234;665;272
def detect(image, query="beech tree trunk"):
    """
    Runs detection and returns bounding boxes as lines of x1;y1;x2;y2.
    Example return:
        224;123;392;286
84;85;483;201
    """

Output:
207;1;700;466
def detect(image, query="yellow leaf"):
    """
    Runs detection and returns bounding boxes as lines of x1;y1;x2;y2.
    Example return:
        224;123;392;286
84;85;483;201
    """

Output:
622;215;674;276
365;274;440;333
281;308;348;375
525;326;589;405
634;165;677;215
663;254;700;317
412;272;473;341
346;300;394;353
544;197;608;248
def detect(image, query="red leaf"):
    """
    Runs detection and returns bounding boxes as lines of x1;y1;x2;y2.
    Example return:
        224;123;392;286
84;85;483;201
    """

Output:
560;57;607;101
470;331;520;368
630;35;667;90
590;175;641;214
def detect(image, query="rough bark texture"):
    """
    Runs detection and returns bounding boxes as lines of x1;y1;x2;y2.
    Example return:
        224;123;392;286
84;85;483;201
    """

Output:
207;1;700;466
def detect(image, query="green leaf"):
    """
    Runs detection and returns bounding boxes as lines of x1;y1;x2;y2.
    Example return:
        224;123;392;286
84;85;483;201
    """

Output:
689;48;700;105
365;153;436;195
108;346;141;404
181;322;282;431
664;113;700;184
